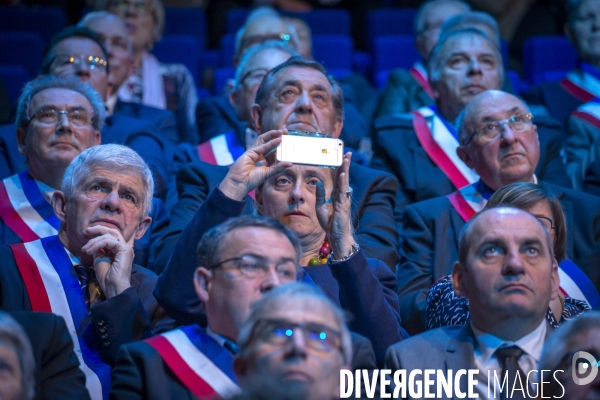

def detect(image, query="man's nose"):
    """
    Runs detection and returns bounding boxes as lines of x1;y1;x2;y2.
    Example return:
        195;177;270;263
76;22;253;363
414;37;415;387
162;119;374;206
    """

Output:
499;123;518;144
74;61;92;80
502;249;526;276
55;113;73;134
259;268;284;292
285;328;308;357
467;57;483;75
295;91;312;114
100;190;122;212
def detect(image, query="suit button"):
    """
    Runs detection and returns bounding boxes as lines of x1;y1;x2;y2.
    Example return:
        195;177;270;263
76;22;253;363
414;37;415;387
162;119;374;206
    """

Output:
103;341;111;348
98;326;107;333
101;334;109;340
97;320;105;327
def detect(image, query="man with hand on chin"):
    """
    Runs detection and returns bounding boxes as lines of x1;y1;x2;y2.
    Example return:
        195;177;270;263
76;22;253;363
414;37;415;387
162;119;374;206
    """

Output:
0;144;174;400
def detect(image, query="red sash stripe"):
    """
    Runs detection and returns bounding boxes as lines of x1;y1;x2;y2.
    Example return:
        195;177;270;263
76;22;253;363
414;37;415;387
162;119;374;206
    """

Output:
9;243;52;312
446;191;477;222
0;182;39;242
560;78;596;103
571;109;600;129
146;335;218;399
412;111;470;190
409;66;434;98
197;141;218;165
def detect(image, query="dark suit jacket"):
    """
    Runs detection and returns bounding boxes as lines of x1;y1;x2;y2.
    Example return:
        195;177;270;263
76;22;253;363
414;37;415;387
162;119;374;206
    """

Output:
385;323;553;400
524;79;585;131
154;160;400;273
397;182;600;335
10;311;89;400
371;114;571;225
110;328;377;400
114;100;180;145
0;244;177;365
584;158;600;197
154;187;406;366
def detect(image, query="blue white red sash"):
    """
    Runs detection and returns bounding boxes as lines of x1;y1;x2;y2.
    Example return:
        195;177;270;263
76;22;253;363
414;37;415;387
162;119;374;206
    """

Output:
9;236;110;400
560;69;600;103
197;131;245;166
146;325;240;399
571;98;600;129
413;107;479;190
0;171;60;242
409;62;434;98
447;185;600;308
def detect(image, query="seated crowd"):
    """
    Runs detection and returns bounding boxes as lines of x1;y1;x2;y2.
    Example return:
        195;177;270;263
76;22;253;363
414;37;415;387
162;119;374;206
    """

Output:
1;0;600;399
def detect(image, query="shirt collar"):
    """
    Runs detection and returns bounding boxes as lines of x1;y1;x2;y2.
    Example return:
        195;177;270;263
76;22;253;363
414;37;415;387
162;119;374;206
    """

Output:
471;318;547;366
206;326;238;354
476;175;538;200
105;94;118;117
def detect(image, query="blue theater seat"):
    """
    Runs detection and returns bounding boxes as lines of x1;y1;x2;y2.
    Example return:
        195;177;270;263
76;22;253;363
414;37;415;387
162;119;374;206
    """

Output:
0;64;30;108
0;6;67;46
164;7;206;51
523;35;578;85
366;8;417;50
212;67;235;95
0;32;44;78
152;34;201;84
372;35;420;83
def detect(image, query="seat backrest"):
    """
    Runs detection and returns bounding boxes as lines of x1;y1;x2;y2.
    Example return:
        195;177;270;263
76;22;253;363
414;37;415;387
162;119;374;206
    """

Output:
366;8;417;50
164;7;206;50
523;35;577;84
212;67;235;96
0;6;67;46
152;34;200;84
372;35;420;78
0;32;44;78
312;34;353;70
0;64;30;108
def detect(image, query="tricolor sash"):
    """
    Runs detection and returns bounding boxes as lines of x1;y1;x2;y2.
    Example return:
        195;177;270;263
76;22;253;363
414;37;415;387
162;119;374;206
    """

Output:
0;171;60;242
560;69;600;103
571;98;600;129
9;236;110;400
447;185;600;308
409;62;434;98
413;107;479;190
197;131;245;166
146;325;240;399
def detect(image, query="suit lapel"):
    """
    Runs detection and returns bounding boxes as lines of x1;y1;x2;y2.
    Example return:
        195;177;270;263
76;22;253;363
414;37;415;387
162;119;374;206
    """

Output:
445;325;476;400
543;183;575;258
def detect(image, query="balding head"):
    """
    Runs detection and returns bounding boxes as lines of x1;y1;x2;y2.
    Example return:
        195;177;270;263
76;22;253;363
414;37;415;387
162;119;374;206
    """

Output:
452;207;559;340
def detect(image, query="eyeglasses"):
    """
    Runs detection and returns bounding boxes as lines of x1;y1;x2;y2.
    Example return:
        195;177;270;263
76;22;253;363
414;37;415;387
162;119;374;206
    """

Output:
51;54;108;73
25;108;93;128
241;33;292;50
463;113;534;145
536;216;555;231
208;255;301;282
251;318;342;353
109;0;152;15
239;68;269;86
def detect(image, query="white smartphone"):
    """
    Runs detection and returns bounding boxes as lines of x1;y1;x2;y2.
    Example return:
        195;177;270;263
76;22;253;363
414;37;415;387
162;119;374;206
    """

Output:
275;134;344;167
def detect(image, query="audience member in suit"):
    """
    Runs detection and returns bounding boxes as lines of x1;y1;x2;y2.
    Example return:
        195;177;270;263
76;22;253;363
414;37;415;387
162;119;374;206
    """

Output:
387;207;560;399
78;11;181;145
0;145;175;399
397;90;600;335
524;0;600;129
40;26;173;199
233;284;352;400
372;28;570;224
156;128;406;366
566;100;600;189
0;76;168;270
0;311;36;400
584;157;600;196
157;56;400;274
8;311;89;400
539;311;600;398
375;0;471;119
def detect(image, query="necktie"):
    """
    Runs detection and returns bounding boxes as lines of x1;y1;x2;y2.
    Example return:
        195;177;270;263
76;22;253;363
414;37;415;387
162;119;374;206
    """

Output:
223;340;239;355
495;346;532;400
74;264;95;309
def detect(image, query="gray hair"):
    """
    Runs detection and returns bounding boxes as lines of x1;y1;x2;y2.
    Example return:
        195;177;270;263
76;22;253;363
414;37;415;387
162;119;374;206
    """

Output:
255;56;344;122
441;11;501;46
94;0;165;48
234;7;299;60
539;311;600;371
414;0;471;34
16;75;106;131
237;283;353;365
197;215;302;269
61;144;154;217
0;312;35;400
428;27;504;91
234;41;300;89
78;11;133;53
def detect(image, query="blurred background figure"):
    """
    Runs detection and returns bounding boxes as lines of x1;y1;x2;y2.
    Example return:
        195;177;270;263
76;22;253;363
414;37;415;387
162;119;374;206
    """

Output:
0;311;35;400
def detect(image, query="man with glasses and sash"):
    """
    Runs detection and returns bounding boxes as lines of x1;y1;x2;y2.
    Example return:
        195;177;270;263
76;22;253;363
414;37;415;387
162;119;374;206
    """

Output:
0;143;175;400
371;28;570;223
397;90;600;335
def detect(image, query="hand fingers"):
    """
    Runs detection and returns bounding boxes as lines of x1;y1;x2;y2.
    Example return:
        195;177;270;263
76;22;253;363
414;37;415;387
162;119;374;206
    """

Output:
315;181;327;208
253;129;287;148
81;234;125;255
85;225;126;242
263;161;293;180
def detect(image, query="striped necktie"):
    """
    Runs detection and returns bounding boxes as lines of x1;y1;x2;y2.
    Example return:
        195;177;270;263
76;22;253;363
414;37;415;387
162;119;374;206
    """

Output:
74;264;95;309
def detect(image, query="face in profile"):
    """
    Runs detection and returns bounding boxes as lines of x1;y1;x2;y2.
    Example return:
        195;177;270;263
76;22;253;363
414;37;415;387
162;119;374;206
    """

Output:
235;297;347;400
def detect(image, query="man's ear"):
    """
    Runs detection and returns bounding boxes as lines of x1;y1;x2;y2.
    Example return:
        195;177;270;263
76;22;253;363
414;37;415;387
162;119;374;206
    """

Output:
229;89;238;108
250;104;263;133
194;267;212;304
456;145;473;168
549;259;560;302
133;216;152;242
16;127;27;155
93;129;101;146
51;191;68;222
452;261;467;298
331;116;343;138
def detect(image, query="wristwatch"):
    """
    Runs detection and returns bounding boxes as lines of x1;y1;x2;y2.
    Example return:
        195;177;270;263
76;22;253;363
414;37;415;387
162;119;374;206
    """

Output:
331;243;360;262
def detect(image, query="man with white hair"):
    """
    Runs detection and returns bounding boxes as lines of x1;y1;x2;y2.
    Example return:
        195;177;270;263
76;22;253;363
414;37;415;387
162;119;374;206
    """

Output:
0;144;175;400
